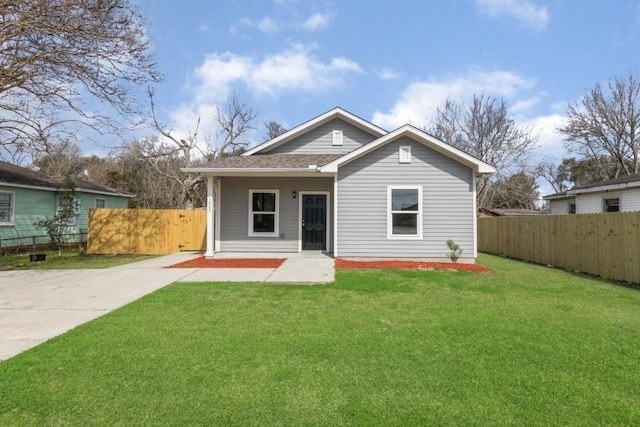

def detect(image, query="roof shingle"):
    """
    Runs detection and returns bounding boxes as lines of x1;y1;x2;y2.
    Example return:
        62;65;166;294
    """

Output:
199;153;343;169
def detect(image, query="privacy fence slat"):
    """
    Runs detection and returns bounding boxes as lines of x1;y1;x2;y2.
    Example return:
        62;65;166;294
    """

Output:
88;208;206;255
478;212;640;284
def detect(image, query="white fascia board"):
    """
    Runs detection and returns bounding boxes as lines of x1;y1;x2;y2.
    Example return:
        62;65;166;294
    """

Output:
242;107;387;156
567;182;629;195
319;125;496;175
543;193;573;201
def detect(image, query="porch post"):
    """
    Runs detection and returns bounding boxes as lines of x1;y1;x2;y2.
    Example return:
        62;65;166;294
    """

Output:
205;175;215;258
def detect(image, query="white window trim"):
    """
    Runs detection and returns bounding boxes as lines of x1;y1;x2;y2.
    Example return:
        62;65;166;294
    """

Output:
387;185;423;240
248;189;279;237
0;190;15;226
399;146;411;163
95;197;107;208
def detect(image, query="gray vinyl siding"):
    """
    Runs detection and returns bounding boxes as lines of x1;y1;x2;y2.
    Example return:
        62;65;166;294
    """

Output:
337;137;475;259
219;177;333;252
266;118;378;154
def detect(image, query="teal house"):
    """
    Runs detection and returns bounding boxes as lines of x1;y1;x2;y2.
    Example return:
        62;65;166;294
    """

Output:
0;160;133;248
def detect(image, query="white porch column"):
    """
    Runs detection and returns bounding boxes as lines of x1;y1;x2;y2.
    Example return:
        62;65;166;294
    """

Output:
205;176;215;258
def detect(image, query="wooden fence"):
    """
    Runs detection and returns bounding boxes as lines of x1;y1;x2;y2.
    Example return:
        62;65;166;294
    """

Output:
478;212;640;284
88;209;206;255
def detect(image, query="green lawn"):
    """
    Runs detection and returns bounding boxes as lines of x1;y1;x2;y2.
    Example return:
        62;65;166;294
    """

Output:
0;250;154;270
1;254;639;425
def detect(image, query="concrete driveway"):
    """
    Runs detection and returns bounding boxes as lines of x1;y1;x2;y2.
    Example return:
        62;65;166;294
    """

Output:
0;251;334;361
0;253;200;361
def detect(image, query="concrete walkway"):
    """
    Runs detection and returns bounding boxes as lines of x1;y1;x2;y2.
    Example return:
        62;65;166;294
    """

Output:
180;251;335;284
0;251;334;361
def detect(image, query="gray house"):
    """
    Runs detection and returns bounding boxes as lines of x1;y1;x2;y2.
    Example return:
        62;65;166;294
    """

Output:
544;173;640;214
184;108;495;261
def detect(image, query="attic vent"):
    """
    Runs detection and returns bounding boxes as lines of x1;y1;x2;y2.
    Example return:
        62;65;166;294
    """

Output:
332;130;343;146
399;146;411;163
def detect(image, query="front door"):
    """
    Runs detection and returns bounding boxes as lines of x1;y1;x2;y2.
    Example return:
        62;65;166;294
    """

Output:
302;194;326;250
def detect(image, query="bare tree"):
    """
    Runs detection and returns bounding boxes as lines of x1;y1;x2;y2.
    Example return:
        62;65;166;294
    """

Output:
537;156;622;194
32;140;84;178
0;0;160;158
430;94;538;208
486;171;539;209
145;90;257;209
264;121;288;140
559;74;640;177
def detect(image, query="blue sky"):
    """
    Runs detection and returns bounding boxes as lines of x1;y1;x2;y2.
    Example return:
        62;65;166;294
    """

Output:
134;0;640;194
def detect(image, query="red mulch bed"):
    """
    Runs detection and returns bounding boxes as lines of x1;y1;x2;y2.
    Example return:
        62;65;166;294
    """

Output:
335;258;493;273
166;256;286;269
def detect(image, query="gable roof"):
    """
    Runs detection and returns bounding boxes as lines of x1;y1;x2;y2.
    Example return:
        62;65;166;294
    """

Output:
543;172;640;200
242;107;387;156
319;124;496;175
0;160;134;197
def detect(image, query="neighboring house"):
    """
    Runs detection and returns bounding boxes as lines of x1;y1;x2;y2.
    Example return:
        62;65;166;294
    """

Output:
544;173;640;214
0;160;133;246
184;108;495;261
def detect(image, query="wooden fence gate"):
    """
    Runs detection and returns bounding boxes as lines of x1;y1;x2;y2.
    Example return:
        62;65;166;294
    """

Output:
88;208;206;255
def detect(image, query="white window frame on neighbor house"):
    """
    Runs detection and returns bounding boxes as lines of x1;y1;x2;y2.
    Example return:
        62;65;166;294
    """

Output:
0;191;15;226
94;197;107;208
387;185;422;240
248;189;279;237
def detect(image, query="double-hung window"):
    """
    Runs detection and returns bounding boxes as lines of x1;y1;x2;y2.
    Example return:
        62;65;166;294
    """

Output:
249;190;279;236
387;186;422;239
0;191;15;225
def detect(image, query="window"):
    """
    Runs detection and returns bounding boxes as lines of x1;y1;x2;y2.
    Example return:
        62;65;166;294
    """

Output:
332;130;343;146
56;196;79;225
249;190;279;236
568;203;576;214
0;191;14;225
95;198;107;208
398;146;411;163
388;186;422;239
604;197;620;212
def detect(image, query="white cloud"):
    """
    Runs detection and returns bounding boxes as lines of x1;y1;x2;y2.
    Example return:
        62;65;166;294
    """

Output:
475;0;550;31
300;12;331;31
377;68;402;80
257;16;278;33
169;45;362;142
372;69;536;130
237;16;279;33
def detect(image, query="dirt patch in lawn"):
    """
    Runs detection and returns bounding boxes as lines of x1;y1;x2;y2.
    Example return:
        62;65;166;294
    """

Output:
166;257;286;269
335;258;493;273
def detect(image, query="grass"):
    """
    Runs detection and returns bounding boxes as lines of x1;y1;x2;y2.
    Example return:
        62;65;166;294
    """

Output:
1;254;639;425
0;249;155;270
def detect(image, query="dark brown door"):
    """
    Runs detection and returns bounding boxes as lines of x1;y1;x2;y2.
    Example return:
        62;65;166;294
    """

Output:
302;194;326;250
